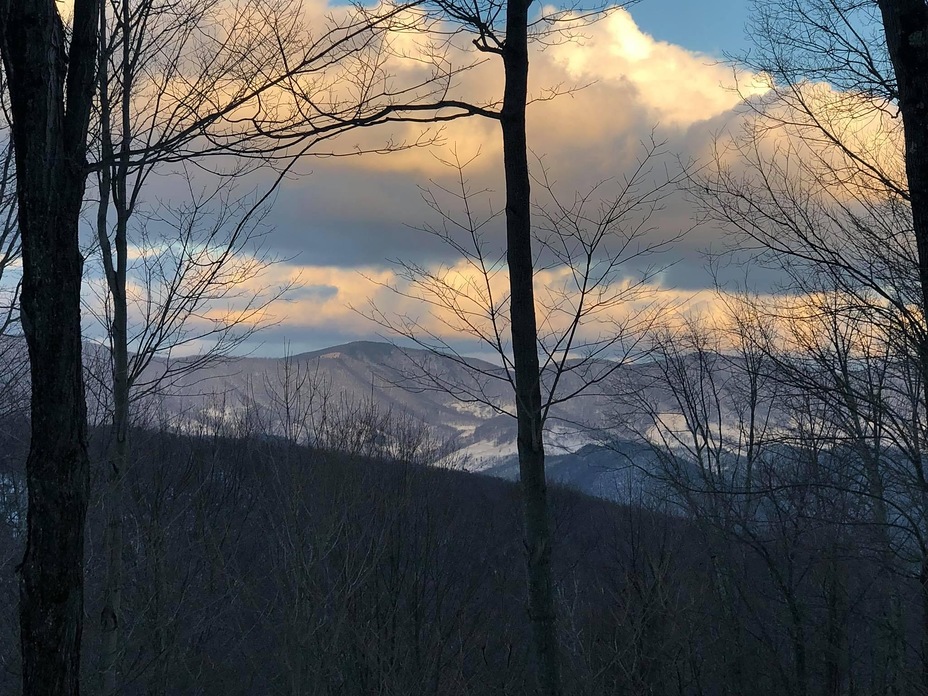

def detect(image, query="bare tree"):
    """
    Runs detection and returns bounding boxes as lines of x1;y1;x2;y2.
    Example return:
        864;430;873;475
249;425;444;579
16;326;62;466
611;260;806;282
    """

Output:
0;0;102;690
90;171;286;692
0;134;18;336
0;85;25;420
736;0;928;604
617;309;892;696
873;2;928;385
0;0;507;687
689;113;928;687
370;128;680;691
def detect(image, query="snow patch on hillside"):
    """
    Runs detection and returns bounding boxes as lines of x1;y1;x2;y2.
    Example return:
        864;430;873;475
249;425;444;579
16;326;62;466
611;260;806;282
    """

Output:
449;400;508;420
460;439;519;470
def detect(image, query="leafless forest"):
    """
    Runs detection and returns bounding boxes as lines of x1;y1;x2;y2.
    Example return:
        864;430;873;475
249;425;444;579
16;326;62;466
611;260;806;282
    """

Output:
2;0;928;694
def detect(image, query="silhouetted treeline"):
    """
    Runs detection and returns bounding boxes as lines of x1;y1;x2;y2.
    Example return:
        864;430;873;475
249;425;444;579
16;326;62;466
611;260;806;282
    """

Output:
0;409;921;695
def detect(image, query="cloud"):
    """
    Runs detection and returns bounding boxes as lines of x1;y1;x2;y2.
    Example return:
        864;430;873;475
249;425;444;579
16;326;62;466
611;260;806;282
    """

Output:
212;259;779;356
339;7;768;179
542;9;767;127
72;2;908;359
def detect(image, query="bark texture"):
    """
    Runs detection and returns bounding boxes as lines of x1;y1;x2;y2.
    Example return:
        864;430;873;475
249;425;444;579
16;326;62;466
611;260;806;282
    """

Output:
0;0;101;692
500;0;561;692
877;2;928;688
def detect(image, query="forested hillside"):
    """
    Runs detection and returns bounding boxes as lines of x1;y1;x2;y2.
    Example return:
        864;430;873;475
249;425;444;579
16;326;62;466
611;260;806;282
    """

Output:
4;0;928;691
0;414;917;695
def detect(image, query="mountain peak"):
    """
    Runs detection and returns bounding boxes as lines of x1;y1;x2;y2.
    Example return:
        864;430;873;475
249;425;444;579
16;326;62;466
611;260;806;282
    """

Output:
299;340;407;362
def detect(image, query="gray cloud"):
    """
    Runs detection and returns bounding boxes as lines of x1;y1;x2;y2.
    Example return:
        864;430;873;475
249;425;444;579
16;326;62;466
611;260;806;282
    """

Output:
77;7;801;355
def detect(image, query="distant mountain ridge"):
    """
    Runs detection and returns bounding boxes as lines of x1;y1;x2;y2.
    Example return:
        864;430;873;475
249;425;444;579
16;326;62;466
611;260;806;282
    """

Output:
0;338;781;500
131;340;648;495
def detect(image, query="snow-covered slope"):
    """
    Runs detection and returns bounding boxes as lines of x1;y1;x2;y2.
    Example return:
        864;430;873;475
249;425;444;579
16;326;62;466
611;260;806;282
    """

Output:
140;340;638;456
0;338;788;500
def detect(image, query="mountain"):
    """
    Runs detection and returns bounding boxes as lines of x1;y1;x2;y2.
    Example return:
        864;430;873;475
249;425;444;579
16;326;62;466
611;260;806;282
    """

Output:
126;340;659;495
0;338;783;500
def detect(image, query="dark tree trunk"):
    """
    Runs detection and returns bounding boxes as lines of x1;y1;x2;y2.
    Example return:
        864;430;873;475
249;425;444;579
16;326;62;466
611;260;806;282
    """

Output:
877;0;928;334
876;4;928;691
0;0;101;692
96;2;131;687
500;0;561;692
96;179;130;696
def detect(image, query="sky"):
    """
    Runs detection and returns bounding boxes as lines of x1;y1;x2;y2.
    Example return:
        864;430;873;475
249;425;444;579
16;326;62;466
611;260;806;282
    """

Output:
83;0;859;359
632;0;750;57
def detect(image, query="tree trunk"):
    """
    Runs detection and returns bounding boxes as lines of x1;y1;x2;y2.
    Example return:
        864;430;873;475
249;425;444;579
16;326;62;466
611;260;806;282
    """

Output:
97;1;132;685
0;0;101;692
97;241;129;693
876;5;928;691
877;0;928;339
98;420;127;696
499;1;561;692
